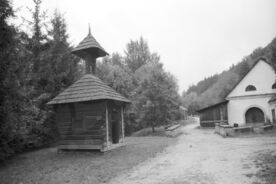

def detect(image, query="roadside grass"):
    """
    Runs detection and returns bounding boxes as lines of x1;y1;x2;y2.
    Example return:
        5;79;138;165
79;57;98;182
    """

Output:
132;120;190;137
131;126;166;136
0;136;176;184
254;151;276;184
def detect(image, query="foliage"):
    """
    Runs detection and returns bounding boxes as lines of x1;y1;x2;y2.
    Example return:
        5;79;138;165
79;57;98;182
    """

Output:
0;1;80;161
133;63;180;132
182;92;200;114
37;10;80;96
182;40;276;113
97;53;134;98
186;74;219;95
1;1;181;161
125;37;160;72
266;38;276;70
3;0;275;162
98;39;181;134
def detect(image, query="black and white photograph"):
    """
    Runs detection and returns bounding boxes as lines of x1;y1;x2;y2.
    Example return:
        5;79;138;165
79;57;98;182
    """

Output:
0;0;276;183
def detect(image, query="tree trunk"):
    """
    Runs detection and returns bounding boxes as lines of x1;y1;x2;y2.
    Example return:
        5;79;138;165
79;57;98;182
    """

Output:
151;124;155;132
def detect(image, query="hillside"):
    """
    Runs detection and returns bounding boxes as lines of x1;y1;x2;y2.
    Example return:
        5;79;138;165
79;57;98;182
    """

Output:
182;37;276;113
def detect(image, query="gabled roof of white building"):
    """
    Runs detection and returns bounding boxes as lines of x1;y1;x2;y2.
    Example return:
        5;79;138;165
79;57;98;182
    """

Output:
197;58;274;111
225;57;273;98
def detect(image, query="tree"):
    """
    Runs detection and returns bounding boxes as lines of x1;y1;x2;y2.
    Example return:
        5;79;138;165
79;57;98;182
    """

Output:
0;0;14;160
0;0;32;161
133;62;180;132
26;0;48;73
37;10;80;97
268;38;276;70
97;60;134;98
97;38;182;133
236;60;250;78
182;92;200;114
0;0;14;125
125;37;160;72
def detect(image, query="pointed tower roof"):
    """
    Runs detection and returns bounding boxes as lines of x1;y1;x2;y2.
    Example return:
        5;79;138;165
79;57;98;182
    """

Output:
72;26;108;59
47;74;130;105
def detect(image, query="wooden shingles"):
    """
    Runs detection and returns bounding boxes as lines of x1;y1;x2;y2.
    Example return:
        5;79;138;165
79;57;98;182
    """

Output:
72;32;108;58
47;74;130;105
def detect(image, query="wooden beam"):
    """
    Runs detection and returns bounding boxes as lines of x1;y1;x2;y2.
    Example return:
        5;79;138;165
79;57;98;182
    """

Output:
58;144;102;150
121;106;125;142
59;139;103;145
60;135;104;140
105;102;109;147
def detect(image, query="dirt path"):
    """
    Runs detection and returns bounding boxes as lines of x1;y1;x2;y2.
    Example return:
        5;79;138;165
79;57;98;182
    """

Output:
108;123;276;184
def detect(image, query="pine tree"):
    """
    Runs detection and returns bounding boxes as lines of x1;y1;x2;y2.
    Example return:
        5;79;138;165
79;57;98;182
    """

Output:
28;0;47;73
0;0;27;161
39;10;79;96
0;0;13;123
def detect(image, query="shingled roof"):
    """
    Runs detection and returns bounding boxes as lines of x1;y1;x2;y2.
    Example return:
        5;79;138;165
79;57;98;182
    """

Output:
47;74;130;105
71;29;108;58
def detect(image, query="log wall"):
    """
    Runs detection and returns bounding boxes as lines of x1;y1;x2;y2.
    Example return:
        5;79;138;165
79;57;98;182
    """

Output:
55;101;106;150
199;103;228;127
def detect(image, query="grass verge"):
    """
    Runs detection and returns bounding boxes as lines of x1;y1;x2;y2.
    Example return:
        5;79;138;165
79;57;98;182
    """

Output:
0;136;175;184
253;151;276;184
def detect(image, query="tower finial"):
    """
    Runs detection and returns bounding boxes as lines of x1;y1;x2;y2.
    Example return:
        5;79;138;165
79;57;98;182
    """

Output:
88;24;91;36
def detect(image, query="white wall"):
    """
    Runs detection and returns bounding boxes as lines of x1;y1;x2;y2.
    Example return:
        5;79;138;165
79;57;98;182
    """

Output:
226;60;276;125
227;60;276;98
227;95;273;125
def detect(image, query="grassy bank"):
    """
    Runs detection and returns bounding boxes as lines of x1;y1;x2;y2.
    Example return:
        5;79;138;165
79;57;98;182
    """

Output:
254;151;276;184
0;136;175;184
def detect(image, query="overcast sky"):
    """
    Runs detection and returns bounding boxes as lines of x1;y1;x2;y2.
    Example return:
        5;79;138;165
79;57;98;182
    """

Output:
12;0;276;93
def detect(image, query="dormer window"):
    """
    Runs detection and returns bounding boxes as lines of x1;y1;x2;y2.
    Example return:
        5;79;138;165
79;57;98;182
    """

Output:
245;85;256;92
272;83;276;89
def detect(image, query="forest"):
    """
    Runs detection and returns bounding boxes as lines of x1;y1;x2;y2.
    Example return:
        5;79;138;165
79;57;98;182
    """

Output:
0;0;182;161
182;37;276;113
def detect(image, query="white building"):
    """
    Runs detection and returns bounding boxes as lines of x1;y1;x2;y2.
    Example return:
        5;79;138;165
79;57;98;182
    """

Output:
226;58;276;126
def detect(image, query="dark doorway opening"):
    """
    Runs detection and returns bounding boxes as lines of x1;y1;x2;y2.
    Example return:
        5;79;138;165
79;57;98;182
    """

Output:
272;109;276;123
111;109;120;144
245;107;265;124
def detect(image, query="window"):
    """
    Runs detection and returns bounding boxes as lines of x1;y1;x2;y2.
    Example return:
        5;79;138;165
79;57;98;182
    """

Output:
272;83;276;89
245;85;256;91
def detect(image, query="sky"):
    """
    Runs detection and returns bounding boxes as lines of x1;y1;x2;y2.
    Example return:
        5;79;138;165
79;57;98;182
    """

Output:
12;0;276;93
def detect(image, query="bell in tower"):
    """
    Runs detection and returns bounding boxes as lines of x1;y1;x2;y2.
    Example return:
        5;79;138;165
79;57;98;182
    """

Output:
72;25;108;74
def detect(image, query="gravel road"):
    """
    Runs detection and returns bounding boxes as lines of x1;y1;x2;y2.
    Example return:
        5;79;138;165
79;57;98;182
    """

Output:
108;123;276;184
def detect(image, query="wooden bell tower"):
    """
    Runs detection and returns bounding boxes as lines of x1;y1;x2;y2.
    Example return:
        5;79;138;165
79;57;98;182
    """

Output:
72;25;108;74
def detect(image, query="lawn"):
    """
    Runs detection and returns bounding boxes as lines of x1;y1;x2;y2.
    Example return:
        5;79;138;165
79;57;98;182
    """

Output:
0;136;175;184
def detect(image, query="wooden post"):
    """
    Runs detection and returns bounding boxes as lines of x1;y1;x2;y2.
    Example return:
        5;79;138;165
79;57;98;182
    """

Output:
106;102;109;147
220;108;223;124
121;106;125;142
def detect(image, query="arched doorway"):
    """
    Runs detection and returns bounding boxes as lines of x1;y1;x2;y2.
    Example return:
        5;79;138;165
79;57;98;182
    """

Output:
245;107;265;124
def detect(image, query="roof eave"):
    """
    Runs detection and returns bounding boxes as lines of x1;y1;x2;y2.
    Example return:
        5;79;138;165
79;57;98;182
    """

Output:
197;100;229;113
47;98;131;106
